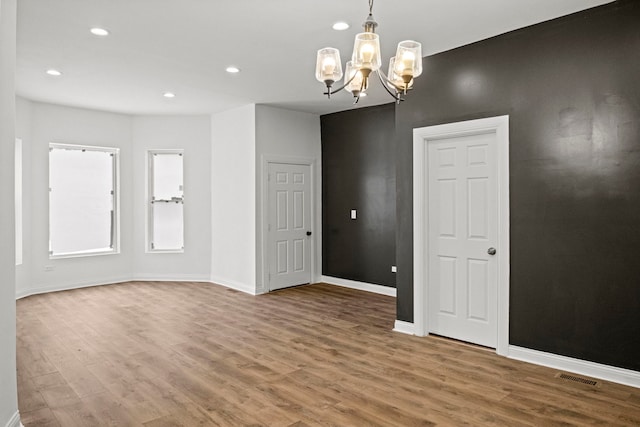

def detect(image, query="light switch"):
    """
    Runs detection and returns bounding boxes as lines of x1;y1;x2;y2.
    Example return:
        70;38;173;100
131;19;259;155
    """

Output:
391;266;397;273
351;209;357;220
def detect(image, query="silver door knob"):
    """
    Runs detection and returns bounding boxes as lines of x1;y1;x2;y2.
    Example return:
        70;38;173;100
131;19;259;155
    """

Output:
487;247;496;255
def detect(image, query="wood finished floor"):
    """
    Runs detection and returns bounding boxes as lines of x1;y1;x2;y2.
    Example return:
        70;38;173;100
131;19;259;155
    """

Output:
17;282;640;426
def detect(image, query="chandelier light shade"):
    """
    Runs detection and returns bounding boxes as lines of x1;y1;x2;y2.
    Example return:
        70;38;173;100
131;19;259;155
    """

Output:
315;0;422;103
352;33;381;72
315;48;344;89
395;40;422;79
345;61;366;97
388;57;413;90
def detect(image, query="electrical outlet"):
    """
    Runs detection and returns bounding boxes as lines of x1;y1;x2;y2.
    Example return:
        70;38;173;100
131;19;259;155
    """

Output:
351;209;357;220
44;265;54;272
391;265;397;273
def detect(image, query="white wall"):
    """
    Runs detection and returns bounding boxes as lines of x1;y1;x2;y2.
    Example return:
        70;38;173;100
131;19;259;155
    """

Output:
0;0;19;425
255;105;322;293
24;101;134;297
16;101;217;296
210;104;257;293
12;100;323;306
132;115;212;280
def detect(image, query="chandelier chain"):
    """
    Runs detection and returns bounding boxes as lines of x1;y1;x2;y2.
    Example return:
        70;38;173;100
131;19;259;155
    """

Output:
369;0;374;15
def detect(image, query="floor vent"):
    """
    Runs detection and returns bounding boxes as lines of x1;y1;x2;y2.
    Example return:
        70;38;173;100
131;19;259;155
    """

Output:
556;372;598;386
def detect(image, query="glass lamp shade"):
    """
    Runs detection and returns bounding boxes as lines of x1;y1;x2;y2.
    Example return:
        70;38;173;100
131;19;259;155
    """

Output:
315;48;343;84
388;57;413;90
352;33;381;71
394;40;422;79
344;61;366;94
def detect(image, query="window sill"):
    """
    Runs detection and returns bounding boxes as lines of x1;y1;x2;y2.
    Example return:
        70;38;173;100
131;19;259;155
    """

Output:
146;249;184;254
50;249;119;260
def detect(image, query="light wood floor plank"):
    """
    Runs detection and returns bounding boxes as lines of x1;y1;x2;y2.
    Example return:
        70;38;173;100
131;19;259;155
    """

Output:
17;281;640;426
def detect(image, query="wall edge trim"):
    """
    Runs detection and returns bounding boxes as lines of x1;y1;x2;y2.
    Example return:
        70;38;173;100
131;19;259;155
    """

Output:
4;411;21;427
131;274;210;282
393;320;415;335
209;275;257;295
320;276;396;297
16;276;131;300
16;276;258;301
509;345;640;389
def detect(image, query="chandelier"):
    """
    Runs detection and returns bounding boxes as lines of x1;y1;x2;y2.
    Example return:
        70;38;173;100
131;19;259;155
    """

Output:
315;0;422;103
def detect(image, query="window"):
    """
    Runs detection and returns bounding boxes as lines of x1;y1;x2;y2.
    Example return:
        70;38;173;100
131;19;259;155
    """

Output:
49;144;119;258
148;150;184;252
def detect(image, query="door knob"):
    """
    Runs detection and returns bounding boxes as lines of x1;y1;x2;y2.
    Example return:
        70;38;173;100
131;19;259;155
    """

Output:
487;247;496;255
306;231;312;236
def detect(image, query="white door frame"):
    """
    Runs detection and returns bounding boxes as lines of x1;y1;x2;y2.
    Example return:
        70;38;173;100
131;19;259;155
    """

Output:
413;116;510;356
260;155;317;294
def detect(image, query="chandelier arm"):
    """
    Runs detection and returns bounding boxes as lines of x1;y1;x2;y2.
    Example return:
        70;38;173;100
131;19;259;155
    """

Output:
375;70;402;102
376;67;406;93
324;72;358;96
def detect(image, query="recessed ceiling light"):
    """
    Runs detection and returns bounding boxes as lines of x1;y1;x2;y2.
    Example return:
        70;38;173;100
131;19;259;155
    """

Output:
163;92;176;98
332;22;349;31
226;66;240;74
90;27;110;36
46;69;62;76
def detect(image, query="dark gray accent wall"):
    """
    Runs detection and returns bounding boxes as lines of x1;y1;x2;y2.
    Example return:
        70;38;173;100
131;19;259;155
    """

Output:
321;104;396;287
396;0;640;371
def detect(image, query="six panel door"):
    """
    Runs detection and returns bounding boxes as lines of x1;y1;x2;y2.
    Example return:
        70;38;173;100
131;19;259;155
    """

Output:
268;163;312;291
427;132;498;348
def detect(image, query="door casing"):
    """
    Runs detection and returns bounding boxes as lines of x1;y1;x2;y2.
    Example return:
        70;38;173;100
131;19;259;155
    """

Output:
413;116;510;356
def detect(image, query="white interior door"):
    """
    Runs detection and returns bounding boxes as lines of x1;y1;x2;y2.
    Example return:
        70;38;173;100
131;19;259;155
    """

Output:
268;163;312;291
427;131;498;348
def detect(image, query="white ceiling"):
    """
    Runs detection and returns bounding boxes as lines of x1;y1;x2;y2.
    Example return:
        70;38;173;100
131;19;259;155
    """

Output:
17;0;613;116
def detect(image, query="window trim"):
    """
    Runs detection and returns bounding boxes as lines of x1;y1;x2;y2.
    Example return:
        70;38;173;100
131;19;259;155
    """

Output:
146;149;184;254
49;143;120;259
15;138;23;266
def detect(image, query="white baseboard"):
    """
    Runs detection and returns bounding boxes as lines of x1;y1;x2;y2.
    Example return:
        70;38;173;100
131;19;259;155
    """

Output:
16;275;257;300
131;273;210;282
508;345;640;389
209;275;256;295
393;320;415;335
4;411;21;427
387;325;640;389
320;275;397;297
16;275;131;300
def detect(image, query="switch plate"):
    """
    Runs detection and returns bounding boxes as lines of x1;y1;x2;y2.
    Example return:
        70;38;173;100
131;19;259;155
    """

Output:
351;209;357;220
391;266;397;273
